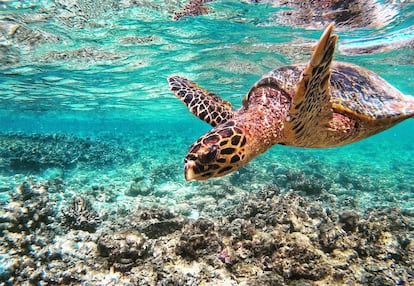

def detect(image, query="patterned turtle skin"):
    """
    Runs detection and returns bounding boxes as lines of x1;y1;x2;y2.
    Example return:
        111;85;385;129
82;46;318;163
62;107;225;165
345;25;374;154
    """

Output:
168;23;414;181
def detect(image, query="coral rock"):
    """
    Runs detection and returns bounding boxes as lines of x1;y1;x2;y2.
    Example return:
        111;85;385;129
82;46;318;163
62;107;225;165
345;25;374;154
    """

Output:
97;231;149;272
61;196;100;232
176;219;223;260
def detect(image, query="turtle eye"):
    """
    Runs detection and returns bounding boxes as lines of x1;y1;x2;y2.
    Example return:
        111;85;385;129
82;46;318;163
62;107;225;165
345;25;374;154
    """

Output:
198;145;218;164
185;154;197;163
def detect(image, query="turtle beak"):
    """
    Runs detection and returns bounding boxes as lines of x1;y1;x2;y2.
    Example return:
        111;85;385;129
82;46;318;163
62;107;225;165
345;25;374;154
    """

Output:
184;161;196;181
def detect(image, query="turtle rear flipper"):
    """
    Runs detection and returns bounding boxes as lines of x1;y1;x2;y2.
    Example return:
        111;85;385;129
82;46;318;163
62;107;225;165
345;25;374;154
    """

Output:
168;76;235;127
286;23;338;146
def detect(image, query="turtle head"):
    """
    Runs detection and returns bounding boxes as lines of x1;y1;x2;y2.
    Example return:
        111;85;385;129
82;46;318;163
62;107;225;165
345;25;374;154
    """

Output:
184;122;248;181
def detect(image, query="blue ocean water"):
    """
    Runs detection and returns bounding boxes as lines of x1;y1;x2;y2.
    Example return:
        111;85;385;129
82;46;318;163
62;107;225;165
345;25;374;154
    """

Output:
0;0;413;284
1;0;412;202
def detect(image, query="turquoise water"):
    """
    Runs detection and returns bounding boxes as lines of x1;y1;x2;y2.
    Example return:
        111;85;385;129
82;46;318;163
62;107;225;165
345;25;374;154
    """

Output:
0;0;414;285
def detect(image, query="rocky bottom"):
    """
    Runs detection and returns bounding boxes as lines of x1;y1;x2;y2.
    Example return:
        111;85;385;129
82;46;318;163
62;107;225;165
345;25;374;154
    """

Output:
0;180;413;286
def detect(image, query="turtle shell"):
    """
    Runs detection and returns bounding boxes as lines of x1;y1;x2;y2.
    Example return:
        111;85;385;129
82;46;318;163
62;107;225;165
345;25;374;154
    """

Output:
254;62;414;121
329;62;413;120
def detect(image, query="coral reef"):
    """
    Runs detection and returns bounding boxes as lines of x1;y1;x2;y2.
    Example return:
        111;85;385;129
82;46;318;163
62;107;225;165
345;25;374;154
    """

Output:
176;219;223;260
0;133;137;173
110;207;187;239
97;231;149;272
1;179;412;285
61;196;100;232
0;128;411;284
0;181;56;233
0;181;60;285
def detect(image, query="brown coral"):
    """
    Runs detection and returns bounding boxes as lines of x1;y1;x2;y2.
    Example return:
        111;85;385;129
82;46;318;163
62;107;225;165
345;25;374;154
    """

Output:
97;231;149;272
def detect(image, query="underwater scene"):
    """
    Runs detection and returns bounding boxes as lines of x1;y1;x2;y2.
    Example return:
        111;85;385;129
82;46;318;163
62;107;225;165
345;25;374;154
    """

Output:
0;0;413;285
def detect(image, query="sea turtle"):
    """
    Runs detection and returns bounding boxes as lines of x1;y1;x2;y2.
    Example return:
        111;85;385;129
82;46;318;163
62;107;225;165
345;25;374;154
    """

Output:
168;23;414;181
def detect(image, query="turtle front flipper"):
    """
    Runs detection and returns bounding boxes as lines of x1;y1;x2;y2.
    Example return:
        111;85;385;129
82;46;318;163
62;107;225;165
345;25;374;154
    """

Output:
168;75;235;127
286;23;338;146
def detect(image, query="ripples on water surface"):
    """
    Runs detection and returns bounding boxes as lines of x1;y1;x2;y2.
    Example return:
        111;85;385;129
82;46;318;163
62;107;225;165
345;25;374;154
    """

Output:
0;0;412;123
